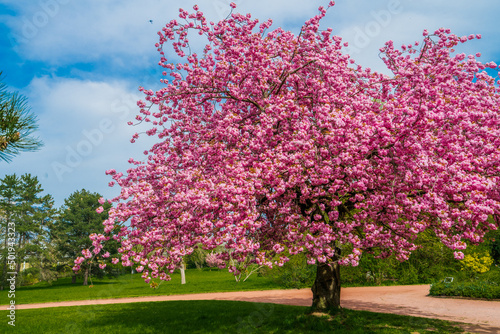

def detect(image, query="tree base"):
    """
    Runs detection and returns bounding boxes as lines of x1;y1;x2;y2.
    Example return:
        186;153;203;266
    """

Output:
311;261;341;311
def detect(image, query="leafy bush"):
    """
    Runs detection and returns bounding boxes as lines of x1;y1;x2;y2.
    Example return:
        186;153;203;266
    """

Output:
429;265;500;299
491;238;500;265
429;281;500;299
341;230;465;286
262;228;498;289
341;252;398;286
20;267;40;286
103;262;127;278
184;246;208;269
341;239;461;286
461;252;493;275
261;253;316;288
485;226;500;265
481;265;500;284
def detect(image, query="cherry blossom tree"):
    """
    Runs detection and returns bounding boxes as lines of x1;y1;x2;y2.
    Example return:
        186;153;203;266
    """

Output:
78;3;500;310
205;252;219;269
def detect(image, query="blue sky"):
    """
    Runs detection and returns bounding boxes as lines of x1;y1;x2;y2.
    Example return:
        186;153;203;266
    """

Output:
1;0;499;207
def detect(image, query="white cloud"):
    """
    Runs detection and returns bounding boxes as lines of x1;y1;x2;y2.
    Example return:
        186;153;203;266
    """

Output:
1;76;156;205
4;0;250;65
4;0;499;71
320;0;500;72
28;76;140;122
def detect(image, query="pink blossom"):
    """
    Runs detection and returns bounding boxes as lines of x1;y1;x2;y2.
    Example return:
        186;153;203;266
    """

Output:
82;249;92;259
81;5;500;292
105;169;116;175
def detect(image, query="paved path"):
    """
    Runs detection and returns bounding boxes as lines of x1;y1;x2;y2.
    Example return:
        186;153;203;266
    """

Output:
340;285;500;334
11;285;500;333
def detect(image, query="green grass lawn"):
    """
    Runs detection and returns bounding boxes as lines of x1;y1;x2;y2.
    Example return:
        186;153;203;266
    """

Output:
0;269;284;305
0;300;466;334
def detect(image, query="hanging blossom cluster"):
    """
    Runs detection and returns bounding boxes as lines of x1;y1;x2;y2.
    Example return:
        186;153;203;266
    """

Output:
74;2;500;284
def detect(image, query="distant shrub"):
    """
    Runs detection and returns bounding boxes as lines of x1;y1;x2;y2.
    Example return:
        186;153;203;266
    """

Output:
20;267;40;286
261;253;316;288
104;262;127;278
185;246;208;269
461;252;493;274
429;281;500;300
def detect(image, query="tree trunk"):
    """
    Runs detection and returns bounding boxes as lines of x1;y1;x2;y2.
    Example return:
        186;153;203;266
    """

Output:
311;261;341;311
71;275;77;284
83;266;89;286
180;262;186;285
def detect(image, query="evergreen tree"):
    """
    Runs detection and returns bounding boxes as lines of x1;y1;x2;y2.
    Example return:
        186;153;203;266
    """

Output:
0;72;43;162
0;174;54;289
16;174;55;285
0;174;20;290
52;189;112;285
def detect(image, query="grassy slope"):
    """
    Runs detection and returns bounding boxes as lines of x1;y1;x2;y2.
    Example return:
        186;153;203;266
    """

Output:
0;300;466;334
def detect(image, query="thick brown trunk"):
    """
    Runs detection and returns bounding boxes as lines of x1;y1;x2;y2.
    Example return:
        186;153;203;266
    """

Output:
71;275;77;284
83;266;89;286
311;261;341;311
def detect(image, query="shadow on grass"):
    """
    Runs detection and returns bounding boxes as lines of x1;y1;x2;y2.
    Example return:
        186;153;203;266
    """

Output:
3;300;468;334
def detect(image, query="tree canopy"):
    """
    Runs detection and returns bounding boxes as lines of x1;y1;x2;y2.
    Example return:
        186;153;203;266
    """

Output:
79;3;500;309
